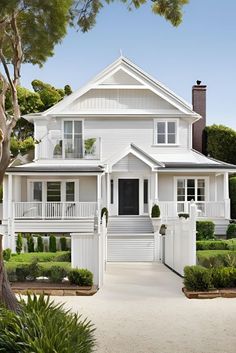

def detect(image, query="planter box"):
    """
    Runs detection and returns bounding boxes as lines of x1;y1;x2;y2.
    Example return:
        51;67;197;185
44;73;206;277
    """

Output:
151;218;162;232
182;287;236;299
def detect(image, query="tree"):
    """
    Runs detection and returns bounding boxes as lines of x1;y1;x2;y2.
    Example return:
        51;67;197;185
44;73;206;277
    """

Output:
204;125;236;165
0;0;187;312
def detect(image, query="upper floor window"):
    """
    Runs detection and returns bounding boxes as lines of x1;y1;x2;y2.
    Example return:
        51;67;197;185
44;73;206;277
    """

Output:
154;120;177;145
64;120;83;158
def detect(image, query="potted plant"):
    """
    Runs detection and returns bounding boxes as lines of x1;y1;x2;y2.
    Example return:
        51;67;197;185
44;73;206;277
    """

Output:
151;204;161;232
53;142;62;158
84;138;96;159
65;147;74;159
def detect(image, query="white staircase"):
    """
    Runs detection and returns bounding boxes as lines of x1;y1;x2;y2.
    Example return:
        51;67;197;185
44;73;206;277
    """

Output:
107;216;155;262
107;216;154;235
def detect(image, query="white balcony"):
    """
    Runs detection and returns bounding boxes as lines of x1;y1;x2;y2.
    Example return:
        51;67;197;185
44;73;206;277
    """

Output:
36;135;101;160
14;202;98;219
159;201;228;219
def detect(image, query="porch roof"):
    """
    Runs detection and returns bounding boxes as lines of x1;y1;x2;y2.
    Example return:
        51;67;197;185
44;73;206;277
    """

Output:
7;164;104;173
160;162;236;170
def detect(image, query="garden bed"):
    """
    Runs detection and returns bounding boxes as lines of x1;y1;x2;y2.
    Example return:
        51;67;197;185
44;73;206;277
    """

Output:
11;281;98;296
182;287;236;299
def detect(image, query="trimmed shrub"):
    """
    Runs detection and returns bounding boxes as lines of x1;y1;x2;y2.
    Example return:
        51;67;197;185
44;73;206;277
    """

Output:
226;224;236;239
68;269;93;286
151;204;160;218
196;240;229;251
27;234;34;252
9;251;71;263
184;265;212;291
15;261;42;282
230;177;236;219
211;267;236;288
48;265;68;283
37;236;44;252
3;248;11;262
196;221;215;240
0;294;96;352
60;236;67;251
101;207;108;226
49;235;57;252
16;233;23;254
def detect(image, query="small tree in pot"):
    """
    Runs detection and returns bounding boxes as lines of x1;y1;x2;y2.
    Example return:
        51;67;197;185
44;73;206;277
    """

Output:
151;204;161;232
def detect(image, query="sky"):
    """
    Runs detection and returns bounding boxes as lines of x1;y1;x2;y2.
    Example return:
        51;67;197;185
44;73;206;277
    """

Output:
21;0;236;129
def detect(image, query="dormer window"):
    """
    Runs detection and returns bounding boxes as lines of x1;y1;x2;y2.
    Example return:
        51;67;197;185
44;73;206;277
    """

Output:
154;119;177;145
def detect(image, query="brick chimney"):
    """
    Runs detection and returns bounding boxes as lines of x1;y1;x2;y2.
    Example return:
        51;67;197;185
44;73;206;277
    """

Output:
192;81;207;153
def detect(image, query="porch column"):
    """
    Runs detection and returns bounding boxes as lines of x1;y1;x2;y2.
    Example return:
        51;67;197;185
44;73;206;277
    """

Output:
154;172;158;203
97;174;102;233
224;172;230;219
106;172;110;211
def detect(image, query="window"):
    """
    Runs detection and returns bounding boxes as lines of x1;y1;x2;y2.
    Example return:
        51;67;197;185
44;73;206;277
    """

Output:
47;182;61;202
155;120;177;145
33;182;42;201
177;178;206;212
64;120;83;158
66;182;75;202
143;179;148;213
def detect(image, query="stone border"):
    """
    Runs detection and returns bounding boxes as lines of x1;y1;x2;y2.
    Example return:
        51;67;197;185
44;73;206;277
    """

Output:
11;284;98;296
183;287;236;299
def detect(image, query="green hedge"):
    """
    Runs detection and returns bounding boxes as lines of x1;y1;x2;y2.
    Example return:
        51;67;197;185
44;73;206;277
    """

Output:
9;251;71;263
68;269;93;286
197;239;236;251
184;265;236;291
49;235;57;252
196;221;215;240
197;250;236;268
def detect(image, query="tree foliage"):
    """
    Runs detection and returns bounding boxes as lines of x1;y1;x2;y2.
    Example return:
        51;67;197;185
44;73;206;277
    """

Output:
229;177;236;220
204;125;236;164
72;0;188;32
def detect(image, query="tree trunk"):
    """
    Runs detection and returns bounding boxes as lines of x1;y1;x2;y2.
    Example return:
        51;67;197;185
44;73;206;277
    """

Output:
0;137;11;184
0;235;20;312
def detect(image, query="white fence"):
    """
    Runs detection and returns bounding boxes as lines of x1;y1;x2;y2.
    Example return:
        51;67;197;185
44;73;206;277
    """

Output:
14;202;97;219
163;202;197;276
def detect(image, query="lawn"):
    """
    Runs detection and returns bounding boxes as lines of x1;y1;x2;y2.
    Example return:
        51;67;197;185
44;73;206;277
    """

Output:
9;251;70;263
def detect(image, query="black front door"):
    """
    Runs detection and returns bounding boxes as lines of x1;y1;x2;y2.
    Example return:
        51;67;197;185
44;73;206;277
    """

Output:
119;179;139;215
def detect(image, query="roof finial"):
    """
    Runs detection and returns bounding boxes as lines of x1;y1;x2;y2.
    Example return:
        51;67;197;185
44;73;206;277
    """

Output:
119;48;123;57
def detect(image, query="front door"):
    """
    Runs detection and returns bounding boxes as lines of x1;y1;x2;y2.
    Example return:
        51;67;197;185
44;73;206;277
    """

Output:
119;179;139;215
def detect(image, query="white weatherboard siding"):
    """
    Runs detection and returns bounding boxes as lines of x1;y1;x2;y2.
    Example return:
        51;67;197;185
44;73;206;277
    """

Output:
107;236;154;262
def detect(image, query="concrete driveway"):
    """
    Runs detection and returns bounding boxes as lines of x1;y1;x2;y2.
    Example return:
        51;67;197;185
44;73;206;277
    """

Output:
55;263;236;353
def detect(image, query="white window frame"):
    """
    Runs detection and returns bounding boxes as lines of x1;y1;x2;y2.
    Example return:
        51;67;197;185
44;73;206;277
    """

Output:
174;176;209;204
27;179;79;203
153;119;179;146
62;118;84;159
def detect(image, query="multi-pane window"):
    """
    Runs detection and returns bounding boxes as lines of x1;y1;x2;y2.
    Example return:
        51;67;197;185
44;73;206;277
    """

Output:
33;182;42;201
177;178;206;203
156;121;177;144
64;121;83;158
47;182;61;202
110;180;114;204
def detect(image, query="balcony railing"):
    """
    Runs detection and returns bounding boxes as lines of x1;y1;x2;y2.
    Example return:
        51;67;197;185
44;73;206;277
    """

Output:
14;202;98;219
36;135;101;160
159;201;227;219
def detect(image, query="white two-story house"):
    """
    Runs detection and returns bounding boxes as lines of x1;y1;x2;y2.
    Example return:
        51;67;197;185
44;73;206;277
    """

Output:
2;56;236;261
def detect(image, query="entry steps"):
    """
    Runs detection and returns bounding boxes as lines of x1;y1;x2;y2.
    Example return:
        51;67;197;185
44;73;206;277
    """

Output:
107;216;154;235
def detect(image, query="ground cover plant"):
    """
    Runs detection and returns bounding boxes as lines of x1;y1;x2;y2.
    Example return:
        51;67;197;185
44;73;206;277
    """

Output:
197;250;236;268
8;251;71;263
0;295;96;353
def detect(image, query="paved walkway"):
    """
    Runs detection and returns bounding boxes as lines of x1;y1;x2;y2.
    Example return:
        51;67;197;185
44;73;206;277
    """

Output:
54;263;236;353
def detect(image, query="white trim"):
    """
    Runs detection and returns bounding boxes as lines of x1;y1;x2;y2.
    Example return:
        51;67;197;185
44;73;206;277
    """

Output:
173;176;209;203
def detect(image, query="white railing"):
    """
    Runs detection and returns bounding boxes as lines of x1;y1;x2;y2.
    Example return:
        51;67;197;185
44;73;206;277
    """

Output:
14;202;98;219
159;201;226;219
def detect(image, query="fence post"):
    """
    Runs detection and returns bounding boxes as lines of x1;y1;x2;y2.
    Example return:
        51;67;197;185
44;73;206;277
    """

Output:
189;201;197;266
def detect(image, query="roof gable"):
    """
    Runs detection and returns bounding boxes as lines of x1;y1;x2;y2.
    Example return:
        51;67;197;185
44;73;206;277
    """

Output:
25;56;201;120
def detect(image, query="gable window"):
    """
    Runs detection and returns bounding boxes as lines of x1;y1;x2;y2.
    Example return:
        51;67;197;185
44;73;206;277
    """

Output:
155;120;177;145
64;120;83;158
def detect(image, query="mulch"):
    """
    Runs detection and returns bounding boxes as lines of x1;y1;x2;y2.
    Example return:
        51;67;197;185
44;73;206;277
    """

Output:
183;287;236;299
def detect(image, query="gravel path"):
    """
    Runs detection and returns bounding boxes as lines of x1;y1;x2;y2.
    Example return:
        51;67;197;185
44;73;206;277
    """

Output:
54;263;236;353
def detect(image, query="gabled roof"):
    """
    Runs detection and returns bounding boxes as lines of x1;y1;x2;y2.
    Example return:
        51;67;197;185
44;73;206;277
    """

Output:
24;56;201;121
105;143;164;172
